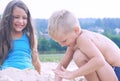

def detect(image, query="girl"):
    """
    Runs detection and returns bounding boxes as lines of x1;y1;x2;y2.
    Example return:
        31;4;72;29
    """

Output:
0;0;41;77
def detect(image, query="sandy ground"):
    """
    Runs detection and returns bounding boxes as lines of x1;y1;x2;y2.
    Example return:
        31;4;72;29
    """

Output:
0;62;86;81
41;61;86;81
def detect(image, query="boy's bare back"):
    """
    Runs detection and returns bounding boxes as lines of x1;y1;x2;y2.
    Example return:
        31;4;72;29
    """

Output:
77;29;120;66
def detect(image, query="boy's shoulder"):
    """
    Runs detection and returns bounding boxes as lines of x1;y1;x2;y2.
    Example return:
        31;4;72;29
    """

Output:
76;29;90;41
79;29;104;38
76;29;100;45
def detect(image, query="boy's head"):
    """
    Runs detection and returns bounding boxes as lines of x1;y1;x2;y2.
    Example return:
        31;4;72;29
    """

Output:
48;9;81;47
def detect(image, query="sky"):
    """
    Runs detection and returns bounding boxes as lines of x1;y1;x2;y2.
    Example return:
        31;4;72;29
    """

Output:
0;0;120;19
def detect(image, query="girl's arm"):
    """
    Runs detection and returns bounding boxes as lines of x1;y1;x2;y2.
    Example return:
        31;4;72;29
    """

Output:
32;50;41;74
32;35;41;74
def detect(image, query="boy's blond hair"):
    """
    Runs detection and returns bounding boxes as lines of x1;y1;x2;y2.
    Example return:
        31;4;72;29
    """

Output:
48;9;80;38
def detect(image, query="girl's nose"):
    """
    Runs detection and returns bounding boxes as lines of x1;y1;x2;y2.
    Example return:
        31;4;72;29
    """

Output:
19;18;23;23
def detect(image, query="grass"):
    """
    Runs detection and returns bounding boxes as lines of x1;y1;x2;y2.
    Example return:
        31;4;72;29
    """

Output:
39;54;64;62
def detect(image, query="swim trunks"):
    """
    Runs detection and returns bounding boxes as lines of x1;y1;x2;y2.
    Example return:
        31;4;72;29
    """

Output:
114;67;120;81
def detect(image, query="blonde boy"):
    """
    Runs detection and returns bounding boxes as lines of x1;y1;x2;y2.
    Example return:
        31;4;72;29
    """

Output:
48;9;120;81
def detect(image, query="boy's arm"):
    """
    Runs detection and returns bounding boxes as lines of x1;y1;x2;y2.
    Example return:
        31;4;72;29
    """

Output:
54;36;107;79
54;47;74;81
72;35;106;78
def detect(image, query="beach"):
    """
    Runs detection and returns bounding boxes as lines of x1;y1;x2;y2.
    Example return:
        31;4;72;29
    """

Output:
0;62;86;81
41;61;86;81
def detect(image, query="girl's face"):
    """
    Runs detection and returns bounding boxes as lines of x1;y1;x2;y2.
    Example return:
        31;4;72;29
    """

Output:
12;6;27;33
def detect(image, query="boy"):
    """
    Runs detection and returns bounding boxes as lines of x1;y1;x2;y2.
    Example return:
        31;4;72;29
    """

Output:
48;9;120;81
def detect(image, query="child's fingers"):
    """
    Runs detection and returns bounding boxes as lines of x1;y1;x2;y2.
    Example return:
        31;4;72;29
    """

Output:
52;69;59;74
61;66;66;71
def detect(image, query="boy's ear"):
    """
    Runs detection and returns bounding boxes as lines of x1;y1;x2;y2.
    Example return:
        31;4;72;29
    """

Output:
74;26;80;33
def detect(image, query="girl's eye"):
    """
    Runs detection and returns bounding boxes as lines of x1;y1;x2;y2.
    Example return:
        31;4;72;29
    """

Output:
13;16;19;19
23;16;27;19
13;16;27;20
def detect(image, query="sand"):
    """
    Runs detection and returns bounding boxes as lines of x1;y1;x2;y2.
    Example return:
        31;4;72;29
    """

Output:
0;62;86;81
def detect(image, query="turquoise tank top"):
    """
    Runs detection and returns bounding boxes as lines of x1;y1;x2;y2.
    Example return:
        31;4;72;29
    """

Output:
2;33;34;69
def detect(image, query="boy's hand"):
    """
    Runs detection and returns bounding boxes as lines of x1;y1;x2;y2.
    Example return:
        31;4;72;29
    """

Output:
54;74;62;81
53;66;75;80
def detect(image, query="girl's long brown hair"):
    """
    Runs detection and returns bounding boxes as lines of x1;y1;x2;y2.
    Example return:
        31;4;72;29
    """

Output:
0;0;35;64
